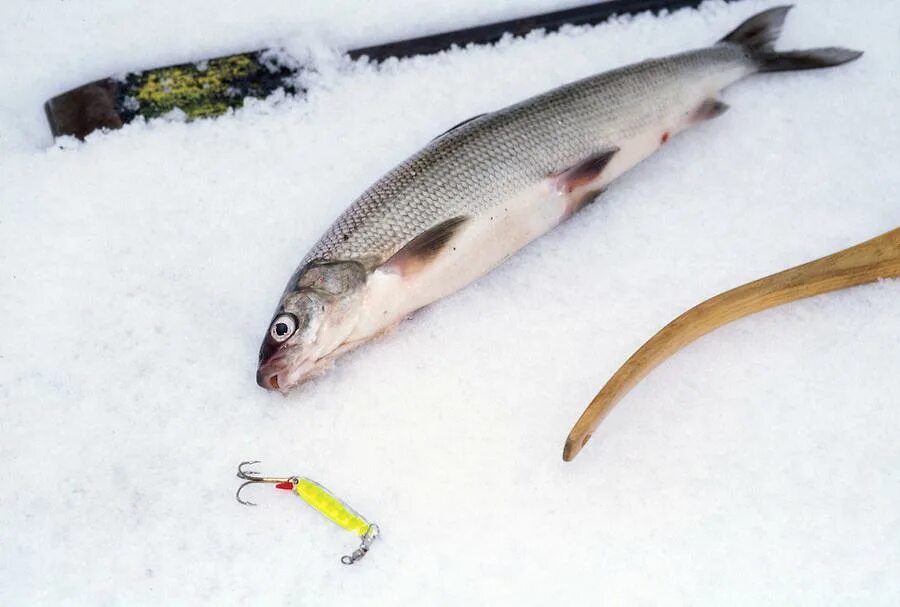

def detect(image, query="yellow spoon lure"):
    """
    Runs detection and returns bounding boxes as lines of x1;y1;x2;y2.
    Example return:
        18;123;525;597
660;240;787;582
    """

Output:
236;461;379;565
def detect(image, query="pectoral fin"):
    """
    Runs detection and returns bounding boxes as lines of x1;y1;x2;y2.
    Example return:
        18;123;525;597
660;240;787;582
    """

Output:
380;216;469;275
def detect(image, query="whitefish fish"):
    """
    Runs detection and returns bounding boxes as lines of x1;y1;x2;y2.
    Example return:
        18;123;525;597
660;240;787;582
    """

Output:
257;6;862;392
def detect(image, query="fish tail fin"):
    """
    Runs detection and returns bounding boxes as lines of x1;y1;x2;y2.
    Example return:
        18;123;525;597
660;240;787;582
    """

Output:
719;5;862;73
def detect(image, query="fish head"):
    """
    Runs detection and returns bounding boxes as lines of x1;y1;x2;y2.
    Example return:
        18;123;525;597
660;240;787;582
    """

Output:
257;260;368;393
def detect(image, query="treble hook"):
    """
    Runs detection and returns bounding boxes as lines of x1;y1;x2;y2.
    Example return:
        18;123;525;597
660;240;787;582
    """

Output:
235;460;298;506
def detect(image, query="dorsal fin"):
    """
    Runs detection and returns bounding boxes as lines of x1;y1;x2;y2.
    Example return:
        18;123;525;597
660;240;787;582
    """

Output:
432;114;487;141
380;216;469;275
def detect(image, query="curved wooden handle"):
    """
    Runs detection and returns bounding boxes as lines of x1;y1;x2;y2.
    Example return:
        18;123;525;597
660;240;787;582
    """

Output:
563;228;900;462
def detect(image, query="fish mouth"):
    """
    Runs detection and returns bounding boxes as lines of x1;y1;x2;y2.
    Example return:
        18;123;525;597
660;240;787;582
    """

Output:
256;354;326;394
256;337;371;393
256;365;288;393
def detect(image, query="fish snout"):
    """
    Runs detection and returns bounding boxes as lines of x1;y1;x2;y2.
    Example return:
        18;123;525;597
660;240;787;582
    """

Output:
256;366;279;391
256;350;323;393
256;352;290;392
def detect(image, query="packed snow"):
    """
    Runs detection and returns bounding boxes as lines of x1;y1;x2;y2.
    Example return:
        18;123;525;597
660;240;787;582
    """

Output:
1;0;898;604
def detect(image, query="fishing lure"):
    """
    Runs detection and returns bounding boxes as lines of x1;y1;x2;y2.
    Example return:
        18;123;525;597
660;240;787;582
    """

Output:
235;461;380;564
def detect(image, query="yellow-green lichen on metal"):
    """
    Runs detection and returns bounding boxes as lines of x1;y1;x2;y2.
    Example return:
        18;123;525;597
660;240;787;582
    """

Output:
122;52;295;121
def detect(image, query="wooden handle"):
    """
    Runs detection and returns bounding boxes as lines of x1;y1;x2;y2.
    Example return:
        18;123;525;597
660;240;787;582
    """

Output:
563;228;900;462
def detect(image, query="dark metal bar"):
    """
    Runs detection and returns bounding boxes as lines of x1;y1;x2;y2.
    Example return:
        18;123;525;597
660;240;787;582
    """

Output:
44;0;731;139
349;0;714;61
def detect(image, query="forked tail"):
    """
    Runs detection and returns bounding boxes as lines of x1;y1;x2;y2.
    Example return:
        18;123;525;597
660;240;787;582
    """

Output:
719;5;862;72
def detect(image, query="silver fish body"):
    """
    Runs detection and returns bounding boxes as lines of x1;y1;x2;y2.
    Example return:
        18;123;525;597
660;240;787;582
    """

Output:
307;45;749;265
257;6;861;392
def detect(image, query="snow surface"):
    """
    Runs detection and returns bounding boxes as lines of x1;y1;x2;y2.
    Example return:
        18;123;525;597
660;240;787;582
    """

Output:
1;0;899;604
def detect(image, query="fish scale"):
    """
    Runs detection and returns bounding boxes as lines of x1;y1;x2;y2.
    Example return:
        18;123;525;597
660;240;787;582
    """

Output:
305;45;752;266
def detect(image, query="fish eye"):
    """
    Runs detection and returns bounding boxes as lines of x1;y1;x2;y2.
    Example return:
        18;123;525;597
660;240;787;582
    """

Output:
270;313;298;342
